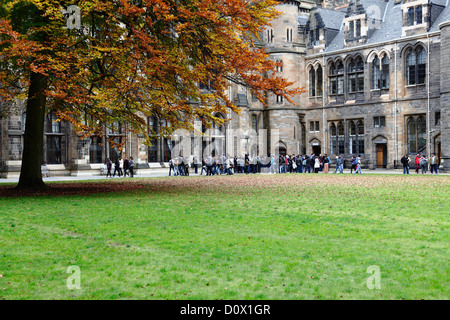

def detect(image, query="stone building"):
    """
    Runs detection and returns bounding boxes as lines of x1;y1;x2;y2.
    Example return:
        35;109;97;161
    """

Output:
1;0;449;177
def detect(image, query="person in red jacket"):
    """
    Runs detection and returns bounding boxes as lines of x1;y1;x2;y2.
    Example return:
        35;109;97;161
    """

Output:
414;153;421;174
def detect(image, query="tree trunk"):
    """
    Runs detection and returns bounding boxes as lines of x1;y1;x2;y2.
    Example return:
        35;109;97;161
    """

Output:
16;72;48;190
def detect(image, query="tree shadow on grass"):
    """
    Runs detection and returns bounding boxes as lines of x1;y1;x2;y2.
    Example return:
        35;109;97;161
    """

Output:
0;181;149;198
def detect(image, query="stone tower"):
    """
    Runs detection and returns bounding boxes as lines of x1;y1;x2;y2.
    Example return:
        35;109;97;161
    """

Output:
439;20;450;171
264;0;306;156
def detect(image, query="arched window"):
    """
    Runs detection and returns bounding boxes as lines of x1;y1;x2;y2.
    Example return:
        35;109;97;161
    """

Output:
338;121;345;154
406;47;426;85
407;117;417;153
407;116;427;153
381;55;390;89
46;112;61;133
90;136;103;164
348;57;364;93
329;61;344;95
372;56;380;89
348;120;364;154
309;67;316;97
349;121;356;155
316;66;323;96
417;116;426;152
330;123;337;154
357;120;365;154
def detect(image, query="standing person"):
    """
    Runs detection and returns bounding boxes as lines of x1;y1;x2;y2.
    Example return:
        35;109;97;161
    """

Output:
323;154;330;174
354;155;362;174
129;157;134;178
401;154;410;174
184;159;190;176
119;158;124;176
350;155;356;173
310;154;315;173
193;156;199;174
414;153;421;174
430;153;439;174
420;155;428;174
319;154;324;172
169;158;175;176
296;155;302;173
106;158;112;177
123;157;129;177
303;155;310;173
200;157;207;175
314;156;321;173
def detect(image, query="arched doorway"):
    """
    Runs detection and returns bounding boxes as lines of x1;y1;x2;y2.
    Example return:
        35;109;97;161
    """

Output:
275;141;287;156
310;138;321;156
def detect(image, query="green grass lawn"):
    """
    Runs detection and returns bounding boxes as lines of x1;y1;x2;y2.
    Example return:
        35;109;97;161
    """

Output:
0;174;449;300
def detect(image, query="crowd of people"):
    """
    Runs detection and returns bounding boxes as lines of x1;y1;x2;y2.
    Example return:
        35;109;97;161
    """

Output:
101;152;441;177
105;156;135;178
400;153;440;174
168;153;366;176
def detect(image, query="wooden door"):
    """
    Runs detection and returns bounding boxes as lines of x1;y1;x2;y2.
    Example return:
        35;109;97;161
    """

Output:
376;145;384;168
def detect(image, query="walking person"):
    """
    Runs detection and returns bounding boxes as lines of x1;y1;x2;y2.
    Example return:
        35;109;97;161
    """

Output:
334;155;343;174
113;158;121;177
354;155;362;174
430;153;439;174
129;157;134;178
401;154;410;174
106;158;112;177
123;157;129;177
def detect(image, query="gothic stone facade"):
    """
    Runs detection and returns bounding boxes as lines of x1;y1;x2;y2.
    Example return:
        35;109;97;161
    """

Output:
1;0;449;178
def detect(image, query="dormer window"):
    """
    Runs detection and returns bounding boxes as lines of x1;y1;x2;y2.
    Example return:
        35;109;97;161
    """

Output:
355;20;361;38
405;4;424;27
347;19;362;41
349;21;354;40
309;28;320;46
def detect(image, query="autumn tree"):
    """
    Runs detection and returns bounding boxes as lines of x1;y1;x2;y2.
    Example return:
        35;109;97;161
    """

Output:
0;0;304;190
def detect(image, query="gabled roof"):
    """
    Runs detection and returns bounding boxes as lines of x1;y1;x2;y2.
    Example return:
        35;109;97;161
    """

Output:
311;7;346;30
321;0;450;53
